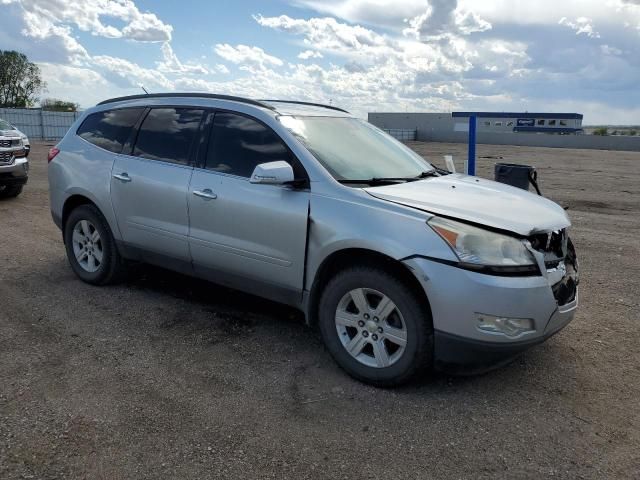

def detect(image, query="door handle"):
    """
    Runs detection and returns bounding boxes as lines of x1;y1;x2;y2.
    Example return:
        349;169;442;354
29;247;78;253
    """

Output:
193;189;217;200
113;173;131;182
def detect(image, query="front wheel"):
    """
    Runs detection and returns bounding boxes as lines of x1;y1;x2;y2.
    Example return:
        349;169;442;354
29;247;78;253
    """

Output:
318;267;433;387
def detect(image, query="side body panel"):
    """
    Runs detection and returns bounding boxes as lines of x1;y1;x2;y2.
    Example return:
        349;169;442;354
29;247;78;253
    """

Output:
304;188;458;290
110;155;193;261
48;136;121;238
188;168;310;305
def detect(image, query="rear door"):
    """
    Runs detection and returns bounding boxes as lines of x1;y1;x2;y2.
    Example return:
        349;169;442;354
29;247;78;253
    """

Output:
188;111;310;303
110;107;204;261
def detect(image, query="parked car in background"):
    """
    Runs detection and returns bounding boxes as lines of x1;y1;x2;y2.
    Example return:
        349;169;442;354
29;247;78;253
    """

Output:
48;93;579;386
0;120;29;199
0;119;30;156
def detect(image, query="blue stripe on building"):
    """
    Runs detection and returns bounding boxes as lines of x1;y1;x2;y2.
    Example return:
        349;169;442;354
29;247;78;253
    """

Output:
452;112;583;120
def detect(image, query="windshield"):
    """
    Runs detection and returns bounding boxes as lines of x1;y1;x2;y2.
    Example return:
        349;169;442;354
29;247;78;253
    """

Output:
278;116;433;182
0;120;13;130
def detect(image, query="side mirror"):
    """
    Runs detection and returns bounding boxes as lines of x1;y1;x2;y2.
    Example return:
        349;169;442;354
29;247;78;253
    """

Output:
250;161;295;185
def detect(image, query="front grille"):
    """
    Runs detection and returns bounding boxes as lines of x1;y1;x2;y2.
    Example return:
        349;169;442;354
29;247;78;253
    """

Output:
0;151;14;164
0;139;19;148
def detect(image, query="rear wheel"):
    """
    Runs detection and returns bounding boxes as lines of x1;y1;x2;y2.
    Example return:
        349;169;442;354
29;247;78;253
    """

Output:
64;205;126;285
318;266;433;387
0;185;23;198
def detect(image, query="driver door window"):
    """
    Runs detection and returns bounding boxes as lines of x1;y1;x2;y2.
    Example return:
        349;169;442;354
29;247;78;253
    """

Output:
206;112;292;177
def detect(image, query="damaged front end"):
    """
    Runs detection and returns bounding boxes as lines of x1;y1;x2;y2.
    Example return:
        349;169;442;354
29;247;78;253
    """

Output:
525;229;579;308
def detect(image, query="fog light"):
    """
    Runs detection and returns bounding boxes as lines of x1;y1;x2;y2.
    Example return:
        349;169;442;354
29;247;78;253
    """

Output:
476;313;534;338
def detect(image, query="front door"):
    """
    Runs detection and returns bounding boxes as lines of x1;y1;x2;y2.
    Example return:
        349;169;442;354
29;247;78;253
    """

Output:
188;111;309;303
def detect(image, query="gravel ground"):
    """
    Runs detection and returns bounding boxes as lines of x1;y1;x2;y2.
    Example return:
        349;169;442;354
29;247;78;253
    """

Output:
1;141;639;479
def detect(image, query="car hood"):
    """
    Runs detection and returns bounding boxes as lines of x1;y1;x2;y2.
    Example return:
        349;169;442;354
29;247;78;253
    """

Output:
0;130;21;139
364;174;570;236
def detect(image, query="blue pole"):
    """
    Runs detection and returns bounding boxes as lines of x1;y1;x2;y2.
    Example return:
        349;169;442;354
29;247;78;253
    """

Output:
468;115;476;175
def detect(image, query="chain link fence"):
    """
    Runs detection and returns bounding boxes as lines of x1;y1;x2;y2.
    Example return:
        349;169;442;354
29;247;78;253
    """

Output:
0;108;82;141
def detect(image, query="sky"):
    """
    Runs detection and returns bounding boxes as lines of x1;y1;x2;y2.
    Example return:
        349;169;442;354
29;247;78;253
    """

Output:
0;0;639;124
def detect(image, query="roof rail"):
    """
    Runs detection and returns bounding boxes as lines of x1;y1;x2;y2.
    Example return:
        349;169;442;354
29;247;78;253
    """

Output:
261;100;350;114
97;93;276;110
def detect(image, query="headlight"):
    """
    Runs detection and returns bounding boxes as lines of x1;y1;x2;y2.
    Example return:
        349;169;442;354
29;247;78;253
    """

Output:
428;217;535;267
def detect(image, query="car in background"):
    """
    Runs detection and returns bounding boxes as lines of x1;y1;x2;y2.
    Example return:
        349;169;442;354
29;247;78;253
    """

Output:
0;119;30;156
0;122;29;199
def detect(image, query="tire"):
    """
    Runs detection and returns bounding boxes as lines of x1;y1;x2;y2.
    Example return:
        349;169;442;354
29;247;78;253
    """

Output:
0;185;23;199
63;204;126;285
318;266;433;387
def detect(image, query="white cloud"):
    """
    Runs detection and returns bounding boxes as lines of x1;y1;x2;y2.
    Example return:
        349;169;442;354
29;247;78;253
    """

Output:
20;10;89;64
215;64;230;74
402;1;491;40
214;44;284;70
15;0;172;43
255;15;388;52
121;11;173;42
92;55;174;90
298;50;324;59
157;43;208;75
559;16;601;38
294;0;428;29
37;63;111;105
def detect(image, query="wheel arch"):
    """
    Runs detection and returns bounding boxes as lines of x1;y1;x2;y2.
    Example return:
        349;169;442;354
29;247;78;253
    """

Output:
61;193;122;246
306;248;432;328
62;194;98;232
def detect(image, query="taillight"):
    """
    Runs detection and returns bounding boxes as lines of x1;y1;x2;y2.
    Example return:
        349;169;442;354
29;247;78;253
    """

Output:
47;147;60;163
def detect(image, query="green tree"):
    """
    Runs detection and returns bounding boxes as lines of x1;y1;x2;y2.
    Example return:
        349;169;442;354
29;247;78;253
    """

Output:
41;98;79;112
0;50;46;107
593;127;608;136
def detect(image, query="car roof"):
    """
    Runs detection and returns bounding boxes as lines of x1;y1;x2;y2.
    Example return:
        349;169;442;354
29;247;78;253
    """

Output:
95;93;352;118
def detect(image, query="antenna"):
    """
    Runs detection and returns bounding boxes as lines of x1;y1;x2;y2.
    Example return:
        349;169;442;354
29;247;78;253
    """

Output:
140;85;149;95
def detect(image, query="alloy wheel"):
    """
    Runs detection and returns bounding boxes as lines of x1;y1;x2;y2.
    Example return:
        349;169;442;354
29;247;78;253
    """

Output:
71;220;103;273
335;288;408;368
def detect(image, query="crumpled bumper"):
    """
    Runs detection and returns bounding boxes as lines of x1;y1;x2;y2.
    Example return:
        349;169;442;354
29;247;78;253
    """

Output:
403;252;578;373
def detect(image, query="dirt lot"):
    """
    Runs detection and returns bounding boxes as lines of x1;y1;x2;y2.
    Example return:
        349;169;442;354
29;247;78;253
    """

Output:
1;141;639;479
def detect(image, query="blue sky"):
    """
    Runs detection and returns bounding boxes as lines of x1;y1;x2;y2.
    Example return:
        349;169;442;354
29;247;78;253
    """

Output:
1;0;639;124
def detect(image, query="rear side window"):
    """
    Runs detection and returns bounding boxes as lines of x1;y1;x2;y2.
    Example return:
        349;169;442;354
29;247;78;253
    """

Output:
77;108;144;153
133;108;203;165
206;112;292;177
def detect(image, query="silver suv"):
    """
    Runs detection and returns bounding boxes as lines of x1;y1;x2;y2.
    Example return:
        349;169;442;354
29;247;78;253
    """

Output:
48;93;578;386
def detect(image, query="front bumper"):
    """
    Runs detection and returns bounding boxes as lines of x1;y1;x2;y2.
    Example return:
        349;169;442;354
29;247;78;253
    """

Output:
433;297;576;374
0;155;29;186
403;254;578;373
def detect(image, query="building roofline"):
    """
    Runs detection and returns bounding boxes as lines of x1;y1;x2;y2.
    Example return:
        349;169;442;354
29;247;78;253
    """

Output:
452;112;583;120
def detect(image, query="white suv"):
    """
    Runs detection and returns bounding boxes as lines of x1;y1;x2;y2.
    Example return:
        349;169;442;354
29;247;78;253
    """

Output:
0;119;29;199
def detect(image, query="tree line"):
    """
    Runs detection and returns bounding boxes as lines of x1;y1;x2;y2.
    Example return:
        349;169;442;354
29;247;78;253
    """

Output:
0;50;78;111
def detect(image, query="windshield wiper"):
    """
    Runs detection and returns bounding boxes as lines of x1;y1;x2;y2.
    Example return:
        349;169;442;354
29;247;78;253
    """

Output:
410;170;438;180
337;170;438;186
337;177;410;185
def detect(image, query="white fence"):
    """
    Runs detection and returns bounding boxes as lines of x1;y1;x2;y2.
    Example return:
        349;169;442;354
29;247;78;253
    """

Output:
0;108;82;141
